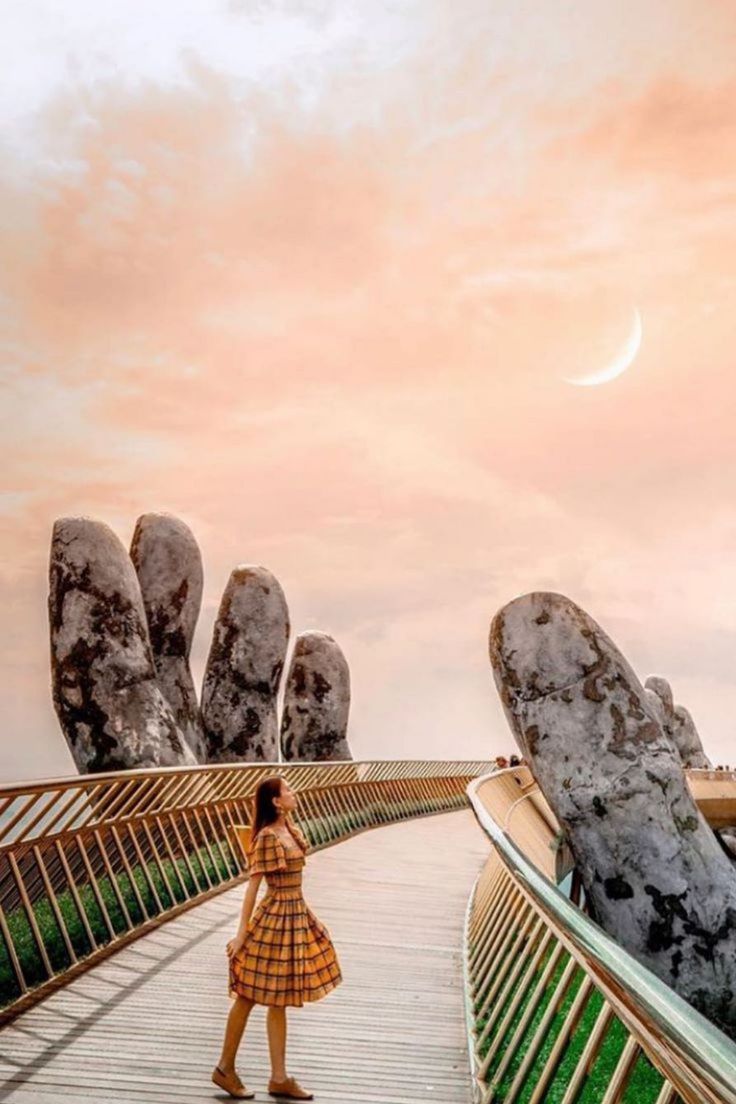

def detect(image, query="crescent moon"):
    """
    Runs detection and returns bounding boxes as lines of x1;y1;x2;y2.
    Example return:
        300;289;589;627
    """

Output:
563;308;643;387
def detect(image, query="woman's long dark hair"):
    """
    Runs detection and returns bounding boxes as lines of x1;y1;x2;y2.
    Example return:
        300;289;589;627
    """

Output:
248;775;286;851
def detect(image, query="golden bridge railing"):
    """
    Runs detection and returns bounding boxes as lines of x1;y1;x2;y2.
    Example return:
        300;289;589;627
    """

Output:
0;757;492;1025
464;768;736;1104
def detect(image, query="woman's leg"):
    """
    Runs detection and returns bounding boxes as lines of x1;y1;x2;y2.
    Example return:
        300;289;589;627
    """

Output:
266;1005;288;1081
217;995;256;1073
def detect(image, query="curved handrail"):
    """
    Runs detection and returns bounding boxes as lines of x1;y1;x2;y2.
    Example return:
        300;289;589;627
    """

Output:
0;758;493;847
467;768;736;1104
0;758;493;1025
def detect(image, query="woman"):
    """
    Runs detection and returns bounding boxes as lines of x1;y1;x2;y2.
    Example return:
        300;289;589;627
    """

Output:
212;775;343;1100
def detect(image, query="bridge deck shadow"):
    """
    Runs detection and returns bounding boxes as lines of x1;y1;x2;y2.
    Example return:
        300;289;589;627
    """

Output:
0;810;489;1104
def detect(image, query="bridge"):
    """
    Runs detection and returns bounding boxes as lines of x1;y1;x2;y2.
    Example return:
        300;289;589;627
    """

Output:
1;761;736;1103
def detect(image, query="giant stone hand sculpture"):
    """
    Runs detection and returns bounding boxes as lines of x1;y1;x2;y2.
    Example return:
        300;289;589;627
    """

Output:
49;514;352;769
280;630;352;761
49;517;198;772
200;565;289;761
645;675;712;770
130;512;207;762
489;590;736;1037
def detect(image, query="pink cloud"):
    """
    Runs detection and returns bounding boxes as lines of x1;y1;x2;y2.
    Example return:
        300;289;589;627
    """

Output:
3;18;736;780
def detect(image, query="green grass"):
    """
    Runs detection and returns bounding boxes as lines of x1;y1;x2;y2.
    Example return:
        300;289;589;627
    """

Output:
473;934;664;1103
305;791;463;844
0;837;235;1006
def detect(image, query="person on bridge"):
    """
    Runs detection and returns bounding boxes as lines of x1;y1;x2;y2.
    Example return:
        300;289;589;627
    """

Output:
213;774;343;1100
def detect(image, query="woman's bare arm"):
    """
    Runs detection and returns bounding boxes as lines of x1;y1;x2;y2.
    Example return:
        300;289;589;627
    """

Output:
226;871;264;957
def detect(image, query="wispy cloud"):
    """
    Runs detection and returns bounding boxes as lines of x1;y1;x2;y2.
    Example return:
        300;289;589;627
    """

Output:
2;0;736;780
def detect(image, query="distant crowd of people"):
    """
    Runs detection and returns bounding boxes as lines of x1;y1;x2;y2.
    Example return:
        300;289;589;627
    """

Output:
493;754;527;769
494;754;735;773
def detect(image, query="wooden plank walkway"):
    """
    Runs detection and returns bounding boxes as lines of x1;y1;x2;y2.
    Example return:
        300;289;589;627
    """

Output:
0;809;489;1104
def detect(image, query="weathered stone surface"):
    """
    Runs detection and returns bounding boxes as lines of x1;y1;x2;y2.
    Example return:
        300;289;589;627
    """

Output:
130;513;206;762
644;675;674;722
200;565;289;761
643;687;667;730
489;591;736;1037
280;631;352;761
720;830;736;861
48;517;198;773
673;704;712;770
644;675;712;769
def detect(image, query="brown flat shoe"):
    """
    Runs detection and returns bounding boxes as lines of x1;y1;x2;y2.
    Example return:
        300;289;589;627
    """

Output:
212;1065;256;1099
267;1074;314;1099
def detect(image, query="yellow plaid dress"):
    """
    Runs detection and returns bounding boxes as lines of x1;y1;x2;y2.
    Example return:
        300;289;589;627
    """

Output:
229;822;343;1007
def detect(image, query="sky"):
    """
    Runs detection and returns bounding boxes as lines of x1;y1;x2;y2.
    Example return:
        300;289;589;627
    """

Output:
2;0;736;783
